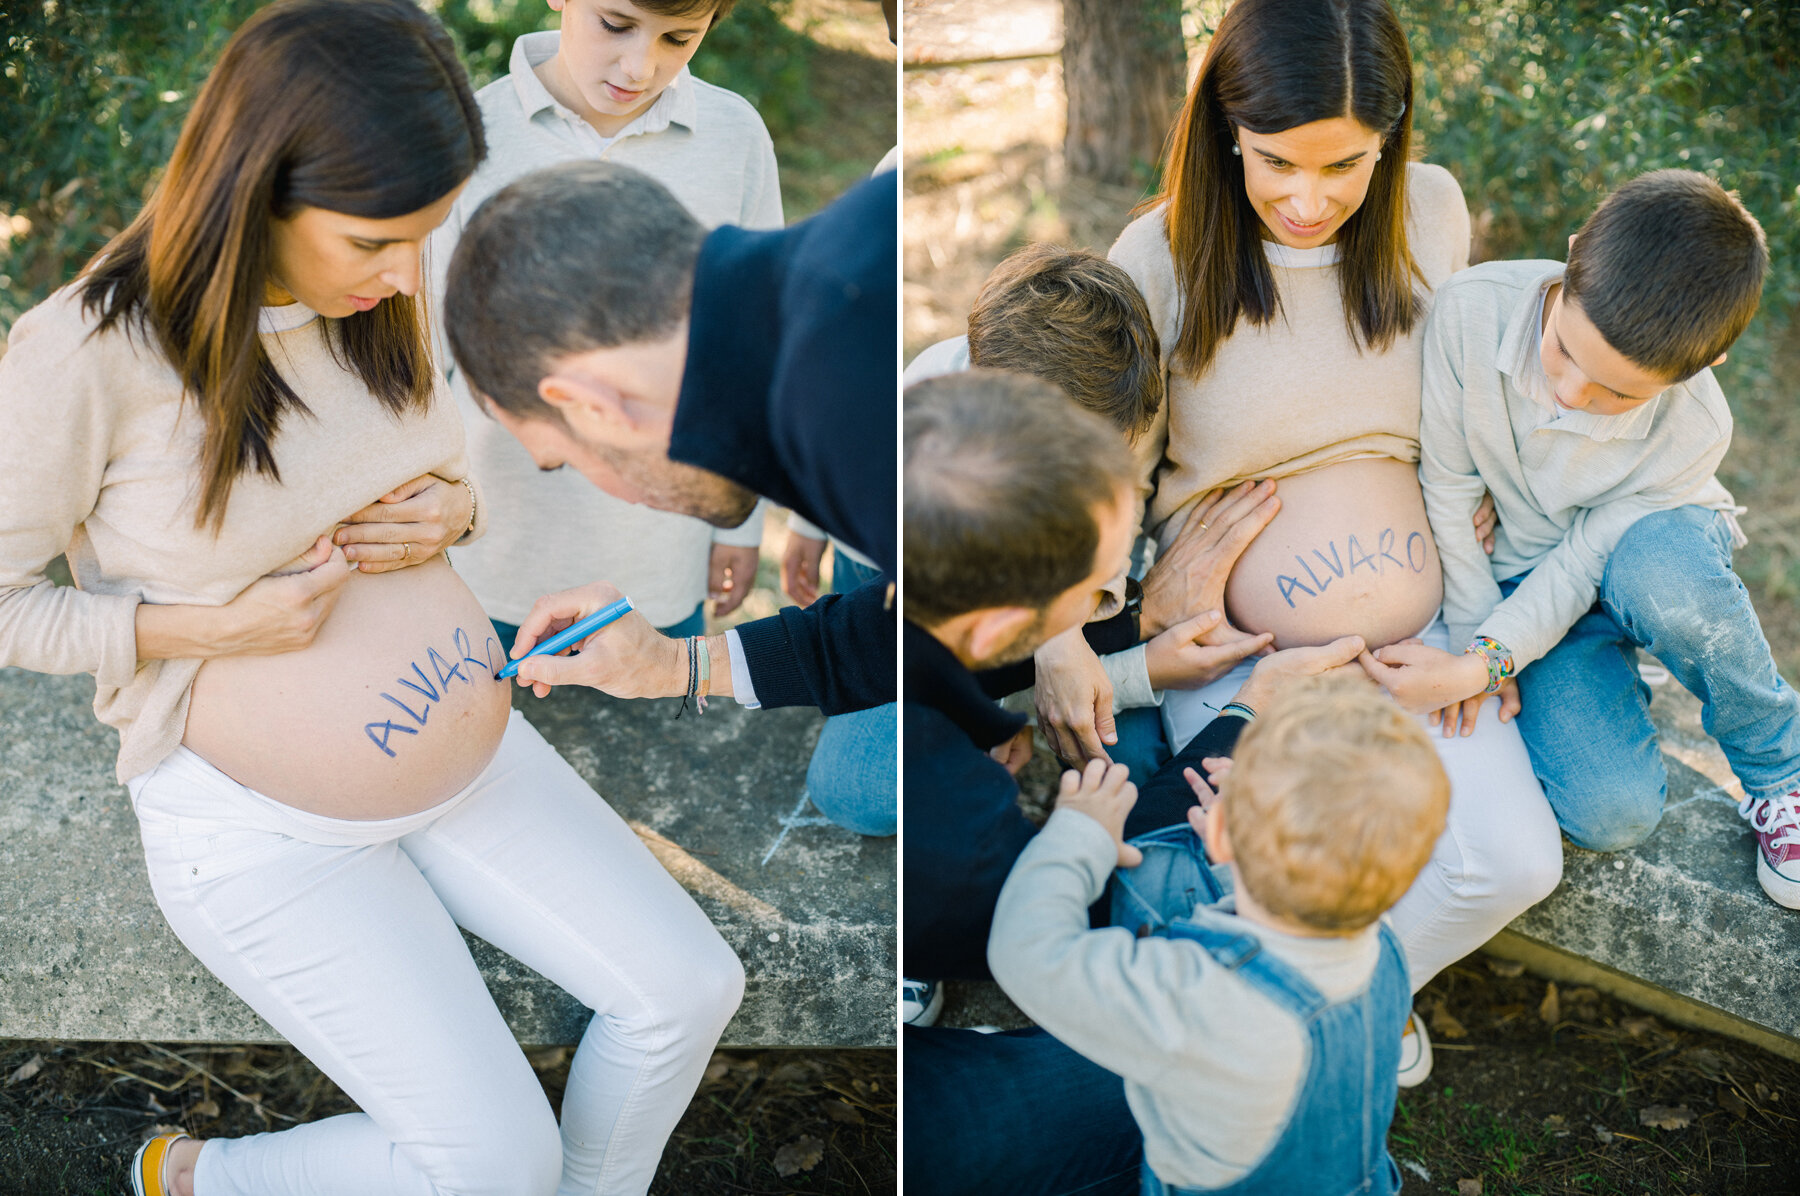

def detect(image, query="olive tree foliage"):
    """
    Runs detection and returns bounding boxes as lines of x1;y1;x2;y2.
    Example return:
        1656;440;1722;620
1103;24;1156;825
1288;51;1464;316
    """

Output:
0;0;814;334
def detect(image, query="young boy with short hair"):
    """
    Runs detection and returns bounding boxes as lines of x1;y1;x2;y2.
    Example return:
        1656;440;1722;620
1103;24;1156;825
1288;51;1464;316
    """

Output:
1361;169;1800;907
988;677;1449;1193
428;0;780;652
903;244;1276;784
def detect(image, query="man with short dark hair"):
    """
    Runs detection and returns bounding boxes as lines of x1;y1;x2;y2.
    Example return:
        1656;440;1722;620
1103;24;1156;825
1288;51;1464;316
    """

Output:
443;160;894;717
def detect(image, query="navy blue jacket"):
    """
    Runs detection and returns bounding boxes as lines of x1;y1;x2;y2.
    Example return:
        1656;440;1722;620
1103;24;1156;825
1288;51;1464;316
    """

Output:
668;171;896;715
904;618;1248;981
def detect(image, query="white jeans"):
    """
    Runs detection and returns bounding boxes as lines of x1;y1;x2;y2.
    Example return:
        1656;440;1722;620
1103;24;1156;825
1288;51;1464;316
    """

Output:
128;710;744;1196
1162;614;1565;990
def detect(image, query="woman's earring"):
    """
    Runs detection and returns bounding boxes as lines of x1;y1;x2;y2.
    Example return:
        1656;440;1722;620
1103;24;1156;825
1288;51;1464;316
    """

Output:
1375;150;1383;161
1230;144;1241;156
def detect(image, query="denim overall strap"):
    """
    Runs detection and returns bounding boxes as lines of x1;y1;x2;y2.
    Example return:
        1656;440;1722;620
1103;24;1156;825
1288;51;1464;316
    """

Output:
1141;923;1409;1196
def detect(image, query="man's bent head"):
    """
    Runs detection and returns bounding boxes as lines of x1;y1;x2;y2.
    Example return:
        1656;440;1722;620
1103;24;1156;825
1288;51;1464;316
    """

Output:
444;161;755;527
904;370;1136;669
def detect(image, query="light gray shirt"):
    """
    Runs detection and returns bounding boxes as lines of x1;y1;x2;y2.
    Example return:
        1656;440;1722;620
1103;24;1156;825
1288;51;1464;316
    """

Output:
988;809;1383;1188
427;32;784;627
1419;260;1742;669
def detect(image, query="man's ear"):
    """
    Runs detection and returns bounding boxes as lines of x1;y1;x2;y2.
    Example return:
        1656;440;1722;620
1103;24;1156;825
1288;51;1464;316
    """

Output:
967;605;1039;666
1567;232;1578;255
539;369;631;439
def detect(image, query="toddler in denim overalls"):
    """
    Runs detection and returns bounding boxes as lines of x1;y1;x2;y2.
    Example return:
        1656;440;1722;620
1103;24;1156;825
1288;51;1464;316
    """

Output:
989;678;1450;1193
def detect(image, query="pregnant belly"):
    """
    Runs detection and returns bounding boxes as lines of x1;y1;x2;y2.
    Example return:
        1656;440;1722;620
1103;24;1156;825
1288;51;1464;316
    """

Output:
1220;457;1443;651
183;557;513;819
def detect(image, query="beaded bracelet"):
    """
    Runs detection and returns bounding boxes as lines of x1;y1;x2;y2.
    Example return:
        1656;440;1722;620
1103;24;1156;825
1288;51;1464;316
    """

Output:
1464;634;1515;695
1218;700;1257;723
456;476;478;542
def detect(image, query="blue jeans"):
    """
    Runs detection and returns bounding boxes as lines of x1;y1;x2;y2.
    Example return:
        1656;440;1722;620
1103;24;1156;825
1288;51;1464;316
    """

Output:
803;549;896;836
489;604;705;659
1110;705;1171;790
1514;506;1800;851
904;1025;1141;1196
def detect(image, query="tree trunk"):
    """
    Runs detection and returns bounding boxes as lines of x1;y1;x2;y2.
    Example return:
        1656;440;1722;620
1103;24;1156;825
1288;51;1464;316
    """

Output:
1062;0;1188;189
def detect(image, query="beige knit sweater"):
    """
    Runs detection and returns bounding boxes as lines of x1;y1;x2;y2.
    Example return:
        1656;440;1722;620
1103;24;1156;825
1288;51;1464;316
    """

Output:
0;288;481;783
1108;161;1471;540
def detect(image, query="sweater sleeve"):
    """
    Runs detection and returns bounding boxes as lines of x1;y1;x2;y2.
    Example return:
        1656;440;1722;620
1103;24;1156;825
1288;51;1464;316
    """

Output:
742;121;785;232
988;809;1227;1089
0;298;143;688
731;577;894;713
1417;288;1504;648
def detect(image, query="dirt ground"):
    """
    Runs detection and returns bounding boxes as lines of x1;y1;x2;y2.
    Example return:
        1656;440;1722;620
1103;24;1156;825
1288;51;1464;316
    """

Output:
0;1040;895;1196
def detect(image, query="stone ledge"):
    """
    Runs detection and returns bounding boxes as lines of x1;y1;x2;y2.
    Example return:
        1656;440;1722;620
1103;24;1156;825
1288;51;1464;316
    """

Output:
940;676;1800;1059
0;669;894;1048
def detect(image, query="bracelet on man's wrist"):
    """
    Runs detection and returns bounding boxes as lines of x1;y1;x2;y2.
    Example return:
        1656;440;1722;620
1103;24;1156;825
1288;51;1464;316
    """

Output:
1464;634;1516;695
1218;700;1257;723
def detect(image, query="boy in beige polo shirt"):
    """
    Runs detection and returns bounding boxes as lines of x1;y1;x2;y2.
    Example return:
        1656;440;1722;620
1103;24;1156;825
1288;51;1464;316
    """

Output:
427;0;781;651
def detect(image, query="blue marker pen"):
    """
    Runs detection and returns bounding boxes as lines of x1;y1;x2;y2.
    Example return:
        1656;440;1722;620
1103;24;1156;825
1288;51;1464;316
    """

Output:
496;596;634;680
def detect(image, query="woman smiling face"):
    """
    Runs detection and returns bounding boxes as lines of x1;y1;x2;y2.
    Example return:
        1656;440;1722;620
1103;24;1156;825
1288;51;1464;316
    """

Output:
1235;116;1384;249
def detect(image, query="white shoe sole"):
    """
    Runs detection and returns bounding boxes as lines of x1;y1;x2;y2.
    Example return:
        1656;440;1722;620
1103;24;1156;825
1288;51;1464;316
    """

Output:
1758;853;1800;909
1396;1013;1433;1089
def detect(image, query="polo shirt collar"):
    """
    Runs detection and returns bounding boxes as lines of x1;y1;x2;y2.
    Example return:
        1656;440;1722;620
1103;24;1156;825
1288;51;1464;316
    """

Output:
507;30;698;134
1500;267;1661;443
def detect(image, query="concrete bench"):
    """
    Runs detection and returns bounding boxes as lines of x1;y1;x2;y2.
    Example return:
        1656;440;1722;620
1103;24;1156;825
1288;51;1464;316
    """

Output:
0;668;894;1048
943;677;1800;1063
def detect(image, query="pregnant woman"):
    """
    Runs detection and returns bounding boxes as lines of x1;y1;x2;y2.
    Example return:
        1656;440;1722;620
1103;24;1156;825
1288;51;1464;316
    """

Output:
0;3;741;1193
1098;0;1564;1002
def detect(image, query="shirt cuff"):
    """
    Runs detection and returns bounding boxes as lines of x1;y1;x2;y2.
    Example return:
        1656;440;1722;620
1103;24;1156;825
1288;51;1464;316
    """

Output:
1102;644;1158;712
724;627;761;708
712;497;768;548
786;512;829;542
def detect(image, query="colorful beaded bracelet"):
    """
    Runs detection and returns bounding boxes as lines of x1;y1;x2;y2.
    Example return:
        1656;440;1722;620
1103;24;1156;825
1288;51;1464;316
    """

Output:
1464;634;1515;695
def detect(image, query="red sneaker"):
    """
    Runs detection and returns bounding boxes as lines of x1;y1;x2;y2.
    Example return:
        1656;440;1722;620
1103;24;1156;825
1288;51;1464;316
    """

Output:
1738;791;1800;909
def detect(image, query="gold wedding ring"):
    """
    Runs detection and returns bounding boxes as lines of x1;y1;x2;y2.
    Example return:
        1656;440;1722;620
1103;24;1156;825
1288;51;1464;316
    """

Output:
1196;520;1211;532
401;541;413;561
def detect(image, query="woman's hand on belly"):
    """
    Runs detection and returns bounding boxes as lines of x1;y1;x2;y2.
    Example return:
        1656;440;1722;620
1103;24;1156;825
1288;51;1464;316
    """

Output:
1144;609;1272;690
136;535;353;663
334;473;474;573
1140;480;1280;638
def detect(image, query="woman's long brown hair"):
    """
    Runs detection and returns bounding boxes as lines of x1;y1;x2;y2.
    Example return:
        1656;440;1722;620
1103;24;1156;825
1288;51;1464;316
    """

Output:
1151;0;1422;377
77;0;484;531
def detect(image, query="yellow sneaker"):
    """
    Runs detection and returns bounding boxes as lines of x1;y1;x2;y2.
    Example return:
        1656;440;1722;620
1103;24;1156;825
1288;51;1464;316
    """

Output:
130;1132;191;1196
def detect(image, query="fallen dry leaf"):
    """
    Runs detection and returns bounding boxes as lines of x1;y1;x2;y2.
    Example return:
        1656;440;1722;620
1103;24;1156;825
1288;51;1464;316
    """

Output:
525;1047;570;1073
1458;1179;1484;1196
702;1057;731;1084
146;1123;185;1139
822;1098;866;1125
1594;1124;1615;1144
774;1134;825;1177
1542;1114;1567;1132
770;1061;816;1085
5;1054;44;1086
1428;999;1468;1039
1718;1086;1750;1119
1621;1016;1658;1038
1486;957;1525;978
1639;1105;1694;1130
1538;981;1561;1025
189;1098;221;1120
